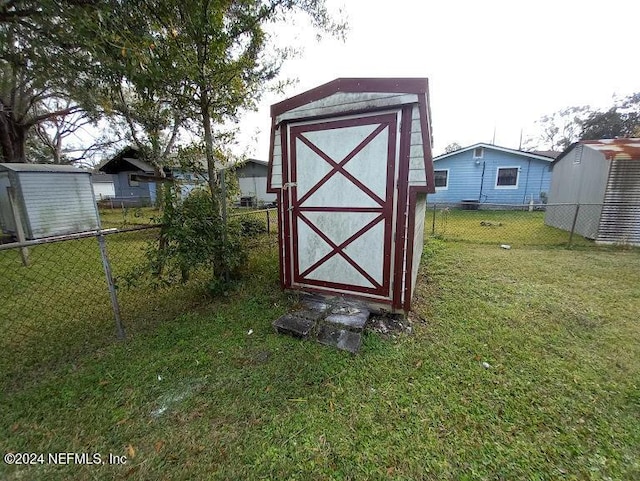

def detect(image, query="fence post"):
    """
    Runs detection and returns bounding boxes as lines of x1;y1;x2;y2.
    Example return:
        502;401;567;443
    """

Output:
220;168;230;283
7;187;29;266
97;233;125;339
568;203;581;247
431;203;437;235
266;209;271;234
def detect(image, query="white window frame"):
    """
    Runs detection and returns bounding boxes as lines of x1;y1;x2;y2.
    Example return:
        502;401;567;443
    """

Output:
434;169;449;190
473;147;484;159
495;166;519;189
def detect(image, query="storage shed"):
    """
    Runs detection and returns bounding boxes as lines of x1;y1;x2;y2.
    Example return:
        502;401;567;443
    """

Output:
0;163;99;240
235;159;277;206
545;139;640;245
267;78;435;313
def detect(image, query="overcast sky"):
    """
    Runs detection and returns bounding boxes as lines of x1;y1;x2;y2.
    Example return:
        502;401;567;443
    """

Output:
239;0;640;158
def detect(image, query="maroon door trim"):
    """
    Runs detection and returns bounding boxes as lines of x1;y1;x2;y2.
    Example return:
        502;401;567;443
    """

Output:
391;105;413;309
283;112;398;298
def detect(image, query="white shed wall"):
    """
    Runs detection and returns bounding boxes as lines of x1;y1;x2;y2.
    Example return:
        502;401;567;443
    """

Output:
238;177;276;204
270;126;283;190
408;105;427;186
92;182;115;199
545;145;608;238
18;172;99;239
410;193;427;303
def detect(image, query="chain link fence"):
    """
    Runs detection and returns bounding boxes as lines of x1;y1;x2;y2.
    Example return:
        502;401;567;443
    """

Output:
428;203;640;248
0;209;278;386
229;207;278;237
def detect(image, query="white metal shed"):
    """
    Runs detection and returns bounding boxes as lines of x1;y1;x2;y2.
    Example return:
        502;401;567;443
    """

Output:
0;163;99;240
267;78;435;313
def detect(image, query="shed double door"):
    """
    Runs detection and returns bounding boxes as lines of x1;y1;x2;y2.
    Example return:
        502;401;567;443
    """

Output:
282;111;402;303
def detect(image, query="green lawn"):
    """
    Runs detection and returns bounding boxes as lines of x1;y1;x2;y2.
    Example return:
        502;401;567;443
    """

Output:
98;207;160;229
1;218;639;479
429;207;595;247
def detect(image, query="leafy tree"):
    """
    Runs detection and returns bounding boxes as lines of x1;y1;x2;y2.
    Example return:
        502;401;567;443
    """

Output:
97;0;345;284
444;142;461;153
580;93;640;140
95;0;345;213
0;1;103;162
525;106;590;152
526;93;640;151
149;187;247;287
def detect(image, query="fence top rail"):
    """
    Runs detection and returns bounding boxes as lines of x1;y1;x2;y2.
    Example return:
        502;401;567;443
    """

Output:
427;202;640;207
0;224;161;251
228;208;277;218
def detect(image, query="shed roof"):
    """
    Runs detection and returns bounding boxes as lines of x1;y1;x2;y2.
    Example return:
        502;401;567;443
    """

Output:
553;138;640;164
268;77;435;193
270;77;430;118
582;138;640;160
434;143;556;162
0;163;89;174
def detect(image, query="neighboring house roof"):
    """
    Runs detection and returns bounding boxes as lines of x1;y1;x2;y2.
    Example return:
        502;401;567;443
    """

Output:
434;143;556;162
233;158;268;169
98;146;157;174
243;159;268;167
553;138;640;165
124;157;155;173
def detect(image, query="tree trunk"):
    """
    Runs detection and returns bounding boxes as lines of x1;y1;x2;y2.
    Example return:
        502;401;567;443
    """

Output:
200;89;220;215
200;87;229;281
0;110;27;162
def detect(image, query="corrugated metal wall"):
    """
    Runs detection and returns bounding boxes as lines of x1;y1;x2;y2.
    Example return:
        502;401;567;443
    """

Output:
597;159;640;245
18;172;99;239
545;145;608;238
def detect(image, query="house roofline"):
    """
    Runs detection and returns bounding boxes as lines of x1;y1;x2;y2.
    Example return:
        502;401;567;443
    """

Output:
242;158;268;166
434;143;556;163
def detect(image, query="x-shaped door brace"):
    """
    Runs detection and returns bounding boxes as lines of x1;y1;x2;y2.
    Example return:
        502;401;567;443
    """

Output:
295;123;388;207
297;212;384;289
293;122;390;289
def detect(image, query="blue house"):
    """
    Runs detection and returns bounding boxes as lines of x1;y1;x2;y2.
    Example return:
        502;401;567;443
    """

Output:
97;147;162;206
427;143;556;206
97;146;206;206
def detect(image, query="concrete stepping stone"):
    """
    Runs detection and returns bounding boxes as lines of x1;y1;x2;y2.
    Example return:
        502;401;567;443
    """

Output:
316;324;362;354
324;304;369;331
272;294;371;353
272;314;316;339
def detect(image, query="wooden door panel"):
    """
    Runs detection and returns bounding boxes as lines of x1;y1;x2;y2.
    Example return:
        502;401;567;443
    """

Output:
286;112;398;299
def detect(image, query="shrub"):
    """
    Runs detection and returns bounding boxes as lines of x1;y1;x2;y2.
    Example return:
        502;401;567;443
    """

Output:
235;216;267;237
141;187;248;288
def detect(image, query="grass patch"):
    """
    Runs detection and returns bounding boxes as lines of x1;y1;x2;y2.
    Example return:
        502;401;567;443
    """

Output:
99;207;159;229
1;226;639;479
428;208;595;247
